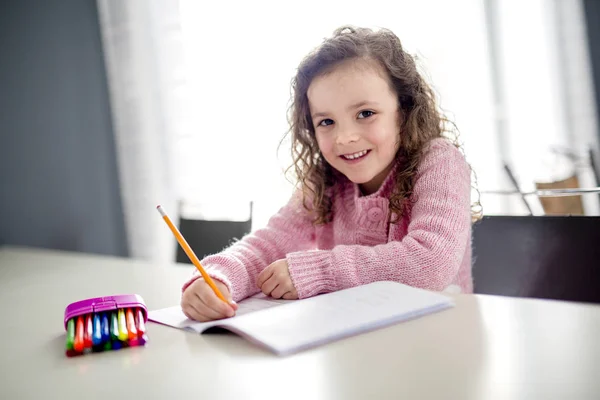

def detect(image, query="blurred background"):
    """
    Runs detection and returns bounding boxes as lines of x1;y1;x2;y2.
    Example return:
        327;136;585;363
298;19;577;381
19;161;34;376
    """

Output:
1;0;600;265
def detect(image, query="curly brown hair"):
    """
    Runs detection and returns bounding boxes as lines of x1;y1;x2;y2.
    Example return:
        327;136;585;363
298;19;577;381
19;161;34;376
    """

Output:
284;25;481;225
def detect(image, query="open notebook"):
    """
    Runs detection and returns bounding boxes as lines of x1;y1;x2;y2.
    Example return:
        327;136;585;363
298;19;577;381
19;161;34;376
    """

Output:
148;281;454;356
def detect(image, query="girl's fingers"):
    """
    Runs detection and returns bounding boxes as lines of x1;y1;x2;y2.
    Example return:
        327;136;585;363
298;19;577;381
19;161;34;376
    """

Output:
270;284;288;299
182;278;235;321
256;266;273;289
182;307;193;320
187;308;211;322
282;290;298;300
182;299;209;322
199;289;235;318
260;276;279;296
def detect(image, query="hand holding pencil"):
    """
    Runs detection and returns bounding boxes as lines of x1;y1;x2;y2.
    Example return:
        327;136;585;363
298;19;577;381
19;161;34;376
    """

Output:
181;278;237;321
157;205;238;321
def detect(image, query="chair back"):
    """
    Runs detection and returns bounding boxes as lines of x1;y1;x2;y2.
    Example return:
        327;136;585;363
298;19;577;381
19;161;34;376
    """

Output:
472;215;600;303
176;201;253;264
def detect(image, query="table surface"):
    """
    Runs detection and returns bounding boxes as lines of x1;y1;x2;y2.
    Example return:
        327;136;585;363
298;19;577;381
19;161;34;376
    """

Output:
1;245;599;399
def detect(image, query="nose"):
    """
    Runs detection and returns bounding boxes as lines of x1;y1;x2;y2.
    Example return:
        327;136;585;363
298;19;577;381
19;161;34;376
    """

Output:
335;123;359;145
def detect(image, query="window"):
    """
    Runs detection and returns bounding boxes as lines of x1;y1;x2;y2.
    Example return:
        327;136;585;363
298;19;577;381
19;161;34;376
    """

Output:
176;0;499;228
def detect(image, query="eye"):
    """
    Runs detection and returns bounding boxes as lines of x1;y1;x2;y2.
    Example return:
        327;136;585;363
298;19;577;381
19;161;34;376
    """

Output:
318;118;334;127
357;110;375;119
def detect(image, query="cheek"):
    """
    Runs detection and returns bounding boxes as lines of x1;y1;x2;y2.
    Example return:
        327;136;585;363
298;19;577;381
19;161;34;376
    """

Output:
365;123;399;149
315;133;334;157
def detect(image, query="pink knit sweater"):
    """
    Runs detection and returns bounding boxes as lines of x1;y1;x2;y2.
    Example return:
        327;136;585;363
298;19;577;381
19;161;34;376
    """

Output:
182;138;473;301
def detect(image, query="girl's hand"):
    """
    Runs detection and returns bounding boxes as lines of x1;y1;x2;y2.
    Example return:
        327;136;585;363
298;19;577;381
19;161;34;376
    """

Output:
181;278;238;322
256;259;298;300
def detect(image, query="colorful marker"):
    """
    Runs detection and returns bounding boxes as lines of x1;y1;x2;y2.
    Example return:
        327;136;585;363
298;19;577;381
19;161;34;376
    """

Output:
110;312;119;340
101;313;110;343
136;308;146;338
110;311;122;350
126;308;138;340
84;314;93;349
92;313;103;346
74;316;84;352
66;318;75;350
117;308;128;341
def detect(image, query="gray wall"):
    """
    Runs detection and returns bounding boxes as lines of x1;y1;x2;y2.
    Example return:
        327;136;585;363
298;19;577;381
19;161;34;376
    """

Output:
0;0;128;257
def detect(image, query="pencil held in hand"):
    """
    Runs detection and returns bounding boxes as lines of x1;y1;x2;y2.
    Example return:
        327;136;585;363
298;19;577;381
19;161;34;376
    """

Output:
156;205;230;304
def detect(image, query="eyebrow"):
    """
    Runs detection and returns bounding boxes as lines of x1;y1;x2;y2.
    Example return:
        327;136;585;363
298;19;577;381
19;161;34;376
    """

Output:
311;101;379;120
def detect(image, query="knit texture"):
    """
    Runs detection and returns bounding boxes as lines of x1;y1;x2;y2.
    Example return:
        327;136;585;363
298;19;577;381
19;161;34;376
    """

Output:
182;138;473;301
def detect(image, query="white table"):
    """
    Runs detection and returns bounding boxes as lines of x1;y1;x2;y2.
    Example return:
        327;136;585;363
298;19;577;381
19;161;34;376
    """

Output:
1;245;599;399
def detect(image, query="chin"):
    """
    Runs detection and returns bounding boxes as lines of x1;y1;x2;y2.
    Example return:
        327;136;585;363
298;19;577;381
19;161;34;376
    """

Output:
341;171;374;185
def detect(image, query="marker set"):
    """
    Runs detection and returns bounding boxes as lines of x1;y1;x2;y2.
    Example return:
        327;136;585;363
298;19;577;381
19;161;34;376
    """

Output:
64;294;148;357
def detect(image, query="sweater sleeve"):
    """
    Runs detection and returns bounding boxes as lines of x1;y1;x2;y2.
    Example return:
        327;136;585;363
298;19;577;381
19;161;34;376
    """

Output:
181;190;317;302
285;141;472;298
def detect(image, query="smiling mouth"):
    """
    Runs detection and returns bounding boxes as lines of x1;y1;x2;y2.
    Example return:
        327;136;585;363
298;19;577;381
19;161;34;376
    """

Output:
340;149;371;161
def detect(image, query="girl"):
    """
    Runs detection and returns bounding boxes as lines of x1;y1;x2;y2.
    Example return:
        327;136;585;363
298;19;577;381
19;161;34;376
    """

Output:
181;25;480;322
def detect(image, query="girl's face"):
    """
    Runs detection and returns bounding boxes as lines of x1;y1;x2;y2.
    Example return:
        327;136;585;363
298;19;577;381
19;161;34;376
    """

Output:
308;60;401;195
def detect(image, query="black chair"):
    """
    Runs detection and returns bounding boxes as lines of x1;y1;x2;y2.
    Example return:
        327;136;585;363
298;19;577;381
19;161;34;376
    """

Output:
471;215;600;304
176;202;253;264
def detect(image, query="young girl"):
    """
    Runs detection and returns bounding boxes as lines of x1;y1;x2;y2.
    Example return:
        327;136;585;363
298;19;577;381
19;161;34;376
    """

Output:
181;25;479;322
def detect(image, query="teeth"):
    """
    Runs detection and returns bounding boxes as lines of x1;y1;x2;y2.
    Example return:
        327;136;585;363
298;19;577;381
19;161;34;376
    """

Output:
343;150;368;160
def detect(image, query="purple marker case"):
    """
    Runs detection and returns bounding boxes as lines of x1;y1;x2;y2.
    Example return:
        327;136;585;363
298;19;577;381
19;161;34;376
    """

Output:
64;294;148;329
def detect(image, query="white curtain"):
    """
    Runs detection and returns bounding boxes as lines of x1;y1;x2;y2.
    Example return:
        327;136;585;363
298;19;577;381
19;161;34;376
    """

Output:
97;0;600;263
485;0;600;214
96;0;187;263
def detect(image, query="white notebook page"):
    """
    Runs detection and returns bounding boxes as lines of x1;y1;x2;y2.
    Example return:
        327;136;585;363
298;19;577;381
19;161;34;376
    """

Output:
226;281;454;355
148;281;454;355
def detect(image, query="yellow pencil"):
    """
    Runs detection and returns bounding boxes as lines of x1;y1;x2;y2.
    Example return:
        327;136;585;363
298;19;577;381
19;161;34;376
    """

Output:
156;205;228;303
